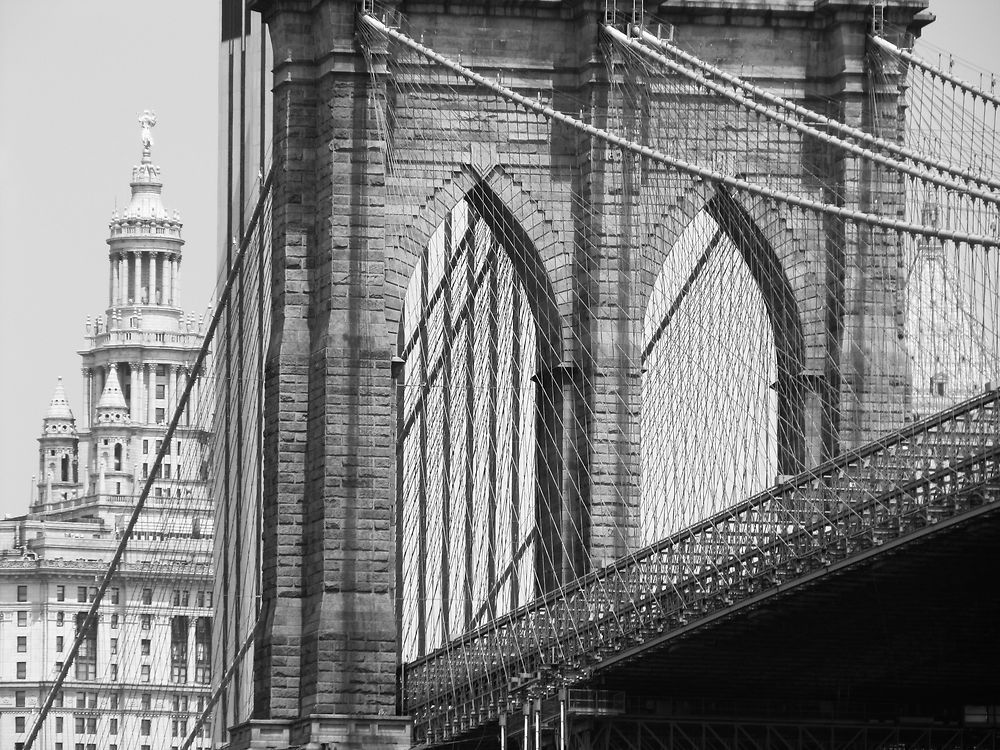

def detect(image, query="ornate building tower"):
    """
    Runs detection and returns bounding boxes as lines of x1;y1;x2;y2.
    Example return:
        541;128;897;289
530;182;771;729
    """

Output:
75;111;207;501
3;115;216;750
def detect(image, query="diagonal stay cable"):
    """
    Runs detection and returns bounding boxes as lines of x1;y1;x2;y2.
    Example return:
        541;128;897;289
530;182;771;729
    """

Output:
22;166;274;750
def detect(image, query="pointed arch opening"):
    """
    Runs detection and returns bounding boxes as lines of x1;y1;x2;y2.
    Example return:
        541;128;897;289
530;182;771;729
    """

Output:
396;181;561;661
640;189;805;542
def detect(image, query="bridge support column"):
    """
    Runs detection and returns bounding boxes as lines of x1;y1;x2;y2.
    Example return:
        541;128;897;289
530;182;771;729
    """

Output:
240;1;406;746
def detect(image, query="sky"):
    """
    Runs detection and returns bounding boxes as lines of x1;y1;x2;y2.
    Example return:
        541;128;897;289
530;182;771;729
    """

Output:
0;0;997;519
0;1;219;516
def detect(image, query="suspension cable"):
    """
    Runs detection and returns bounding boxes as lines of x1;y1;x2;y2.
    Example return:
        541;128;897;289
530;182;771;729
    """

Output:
607;24;1000;206
871;34;1000;109
360;13;1000;249
639;27;1000;193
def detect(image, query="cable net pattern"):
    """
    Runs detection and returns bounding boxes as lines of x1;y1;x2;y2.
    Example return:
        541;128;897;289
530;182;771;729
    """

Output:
359;8;999;745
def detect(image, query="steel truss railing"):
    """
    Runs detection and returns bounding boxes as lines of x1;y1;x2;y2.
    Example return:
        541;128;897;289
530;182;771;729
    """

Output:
560;716;1000;750
403;391;1000;745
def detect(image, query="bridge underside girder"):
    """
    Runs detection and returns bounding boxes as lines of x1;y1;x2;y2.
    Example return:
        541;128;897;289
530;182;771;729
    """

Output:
592;502;1000;707
438;503;1000;750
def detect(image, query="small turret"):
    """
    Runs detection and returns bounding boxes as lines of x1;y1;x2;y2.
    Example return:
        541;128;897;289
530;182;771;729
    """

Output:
35;377;81;510
95;364;129;423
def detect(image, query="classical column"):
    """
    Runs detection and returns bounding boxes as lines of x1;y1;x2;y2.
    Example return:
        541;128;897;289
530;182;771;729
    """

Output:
134;365;145;424
155;254;164;304
119;256;127;306
166;257;175;306
131;253;140;304
130;364;140;421
82;368;92;431
173;260;181;304
109;260;115;306
147;364;157;424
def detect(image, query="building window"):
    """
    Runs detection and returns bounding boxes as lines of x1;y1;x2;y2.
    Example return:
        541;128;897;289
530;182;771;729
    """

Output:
141;613;152;630
56;584;65;601
141;587;152;605
141;638;151;656
15;690;25;707
76;691;86;708
156;407;165;423
163;463;172;479
16;661;26;679
141;664;151;682
110;718;118;735
141;693;151;710
194;616;211;684
141;718;151;735
77;586;87;603
156;384;165;399
172;616;189;684
86;717;97;734
15;716;25;733
56;716;63;732
109;638;117;654
110;693;119;710
57;635;64;652
111;587;119;604
75;716;85;733
88;587;97;602
17;584;28;602
74;613;97;681
17;610;27;626
55;661;64;672
110;613;119;629
142;463;149;478
56;611;64;627
143;439;149;454
17;635;26;652
110;663;118;680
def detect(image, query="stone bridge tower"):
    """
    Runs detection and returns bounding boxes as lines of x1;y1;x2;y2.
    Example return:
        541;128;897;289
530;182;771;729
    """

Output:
227;1;929;748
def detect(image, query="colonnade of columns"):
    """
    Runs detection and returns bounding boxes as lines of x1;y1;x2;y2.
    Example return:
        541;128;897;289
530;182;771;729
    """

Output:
108;251;181;307
83;362;199;428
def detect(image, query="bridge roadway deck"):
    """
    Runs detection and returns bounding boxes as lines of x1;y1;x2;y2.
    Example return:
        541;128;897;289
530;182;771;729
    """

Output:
404;392;1000;747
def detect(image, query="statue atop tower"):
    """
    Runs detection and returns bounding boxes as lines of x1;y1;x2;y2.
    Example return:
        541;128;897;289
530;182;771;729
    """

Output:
139;109;157;151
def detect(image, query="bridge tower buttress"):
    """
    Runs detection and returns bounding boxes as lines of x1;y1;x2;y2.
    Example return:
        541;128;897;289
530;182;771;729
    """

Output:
242;1;409;748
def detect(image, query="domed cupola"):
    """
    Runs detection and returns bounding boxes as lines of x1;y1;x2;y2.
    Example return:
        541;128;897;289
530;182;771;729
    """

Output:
95;364;130;424
106;110;185;310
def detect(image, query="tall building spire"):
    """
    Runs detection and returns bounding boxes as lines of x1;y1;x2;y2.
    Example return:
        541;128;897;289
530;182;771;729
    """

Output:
105;110;184;312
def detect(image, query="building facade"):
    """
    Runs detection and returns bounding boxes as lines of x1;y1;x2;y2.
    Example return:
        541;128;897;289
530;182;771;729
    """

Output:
0;121;215;750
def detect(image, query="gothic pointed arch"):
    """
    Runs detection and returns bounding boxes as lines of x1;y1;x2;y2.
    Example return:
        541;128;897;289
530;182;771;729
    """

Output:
640;186;806;541
395;178;563;661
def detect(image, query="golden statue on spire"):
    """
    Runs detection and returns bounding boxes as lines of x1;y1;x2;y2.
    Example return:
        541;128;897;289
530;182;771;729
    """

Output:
139;109;157;150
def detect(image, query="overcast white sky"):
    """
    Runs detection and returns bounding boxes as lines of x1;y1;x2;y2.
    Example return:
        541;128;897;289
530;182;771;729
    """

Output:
0;1;997;518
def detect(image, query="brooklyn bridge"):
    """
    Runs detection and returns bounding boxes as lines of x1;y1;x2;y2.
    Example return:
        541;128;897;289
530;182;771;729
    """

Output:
23;1;1000;749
